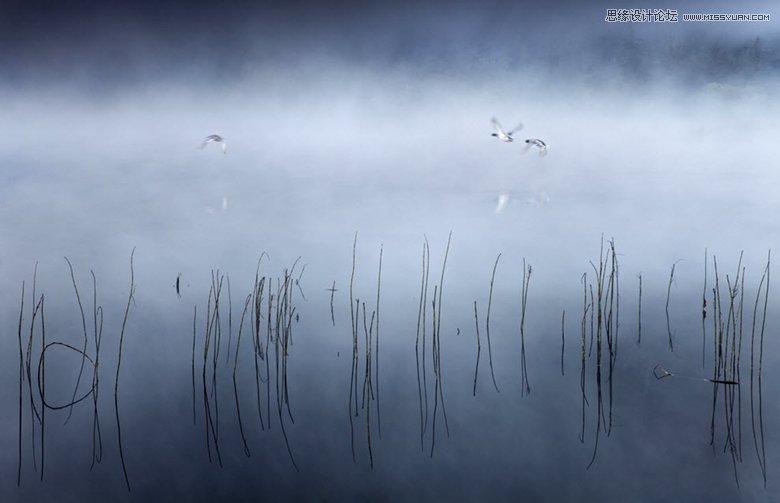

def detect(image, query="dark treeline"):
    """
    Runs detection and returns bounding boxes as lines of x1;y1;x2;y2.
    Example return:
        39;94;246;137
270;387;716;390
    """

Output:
586;33;780;86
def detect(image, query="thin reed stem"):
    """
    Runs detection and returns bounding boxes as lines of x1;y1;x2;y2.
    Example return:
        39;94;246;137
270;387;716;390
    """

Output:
63;257;88;425
702;249;708;367
519;259;532;396
486;253;501;392
115;248;135;491
375;245;382;439
192;306;197;425
472;301;481;396
90;271;104;470
666;261;679;352
560;310;565;376
415;238;430;451
16;282;24;486
233;294;253;457
637;274;642;346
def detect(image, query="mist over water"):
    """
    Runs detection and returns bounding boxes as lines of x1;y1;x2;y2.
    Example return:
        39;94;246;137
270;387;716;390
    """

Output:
2;70;777;274
3;2;780;501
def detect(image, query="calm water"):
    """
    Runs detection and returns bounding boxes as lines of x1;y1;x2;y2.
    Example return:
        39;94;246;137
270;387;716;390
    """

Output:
2;82;779;502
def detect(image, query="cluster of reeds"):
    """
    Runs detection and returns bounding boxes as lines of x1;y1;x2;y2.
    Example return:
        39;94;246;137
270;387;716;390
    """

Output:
708;252;744;483
192;254;303;471
63;259;106;474
197;270;227;467
9;238;776;490
749;252;770;487
579;237;620;469
655;250;770;487
415;232;451;458
17;266;46;485
705;251;770;486
347;234;383;468
472;253;532;396
472;253;501;395
16;250;134;491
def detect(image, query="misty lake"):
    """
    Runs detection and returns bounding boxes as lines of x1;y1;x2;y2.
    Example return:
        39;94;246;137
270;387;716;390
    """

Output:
3;6;780;498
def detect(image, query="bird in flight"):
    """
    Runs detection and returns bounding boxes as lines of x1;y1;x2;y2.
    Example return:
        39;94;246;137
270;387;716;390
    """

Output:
523;138;548;157
201;134;227;153
491;117;523;142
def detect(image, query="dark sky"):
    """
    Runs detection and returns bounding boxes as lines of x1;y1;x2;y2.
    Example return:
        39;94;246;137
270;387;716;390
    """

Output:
2;1;588;55
2;0;777;88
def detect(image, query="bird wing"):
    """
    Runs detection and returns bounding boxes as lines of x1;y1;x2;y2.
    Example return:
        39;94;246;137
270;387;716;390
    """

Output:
201;135;216;148
201;135;226;150
508;122;524;135
491;117;507;136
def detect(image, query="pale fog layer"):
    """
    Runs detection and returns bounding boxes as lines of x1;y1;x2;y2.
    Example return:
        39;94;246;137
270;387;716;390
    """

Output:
1;70;778;277
1;69;777;346
1;68;779;500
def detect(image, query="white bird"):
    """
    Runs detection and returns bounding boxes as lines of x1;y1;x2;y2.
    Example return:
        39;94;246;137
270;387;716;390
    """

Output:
491;117;523;142
523;138;548;157
201;134;227;153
